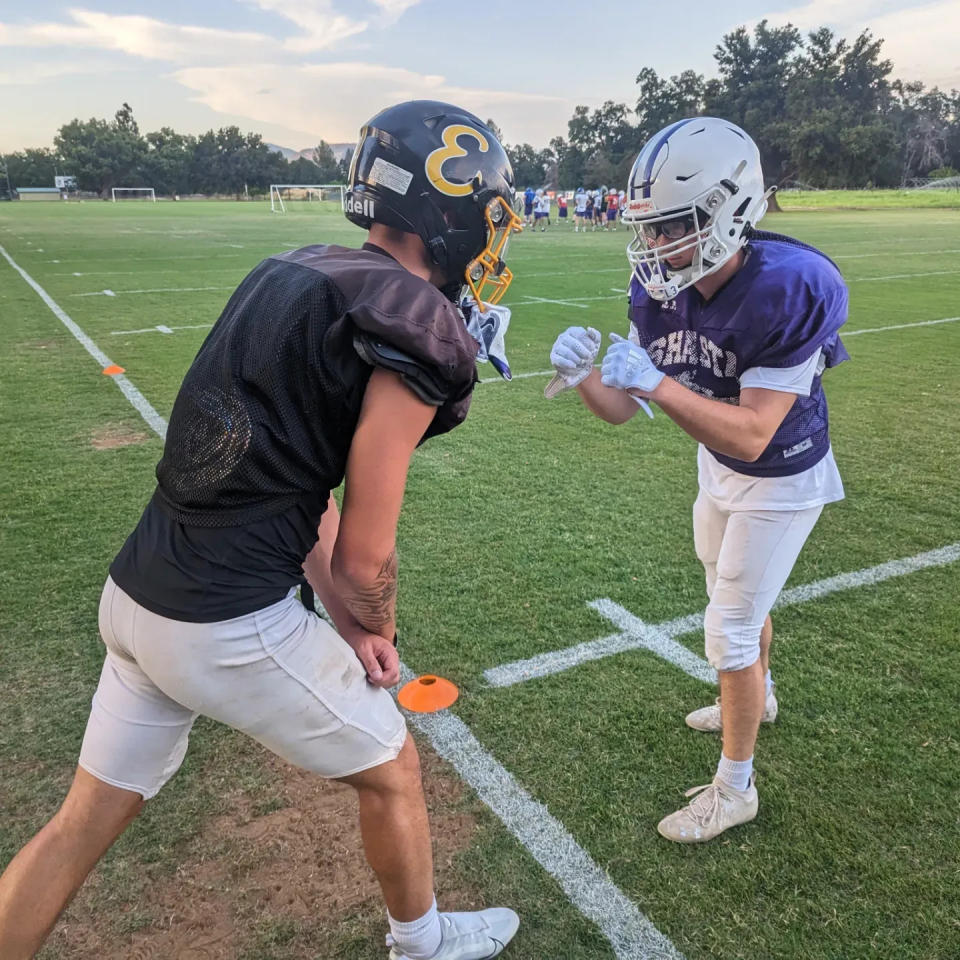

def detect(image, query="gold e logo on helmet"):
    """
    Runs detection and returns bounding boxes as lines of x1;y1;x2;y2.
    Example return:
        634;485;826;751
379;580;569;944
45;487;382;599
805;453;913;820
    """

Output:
425;124;489;197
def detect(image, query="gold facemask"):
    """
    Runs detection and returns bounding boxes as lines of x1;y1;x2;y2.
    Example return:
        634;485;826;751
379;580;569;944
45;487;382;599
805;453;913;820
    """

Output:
464;196;524;305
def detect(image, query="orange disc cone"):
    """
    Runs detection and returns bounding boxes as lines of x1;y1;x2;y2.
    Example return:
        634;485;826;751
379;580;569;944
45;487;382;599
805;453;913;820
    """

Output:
397;675;459;713
102;364;125;376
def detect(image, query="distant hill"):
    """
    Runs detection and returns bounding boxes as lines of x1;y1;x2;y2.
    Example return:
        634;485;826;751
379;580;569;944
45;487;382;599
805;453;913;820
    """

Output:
267;143;355;163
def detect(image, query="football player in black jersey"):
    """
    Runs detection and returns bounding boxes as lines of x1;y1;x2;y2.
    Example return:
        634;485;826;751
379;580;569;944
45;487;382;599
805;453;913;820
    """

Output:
0;101;523;960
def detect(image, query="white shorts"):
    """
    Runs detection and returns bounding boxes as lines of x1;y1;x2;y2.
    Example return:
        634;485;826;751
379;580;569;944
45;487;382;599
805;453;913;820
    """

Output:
693;492;823;672
79;577;407;799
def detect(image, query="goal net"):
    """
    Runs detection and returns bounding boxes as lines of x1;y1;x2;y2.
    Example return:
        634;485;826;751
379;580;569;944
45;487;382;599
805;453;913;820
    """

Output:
112;187;156;202
270;184;344;213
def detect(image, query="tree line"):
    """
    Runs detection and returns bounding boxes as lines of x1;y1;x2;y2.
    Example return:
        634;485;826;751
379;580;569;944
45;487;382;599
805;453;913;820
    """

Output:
3;21;959;198
2;103;347;199
502;21;959;190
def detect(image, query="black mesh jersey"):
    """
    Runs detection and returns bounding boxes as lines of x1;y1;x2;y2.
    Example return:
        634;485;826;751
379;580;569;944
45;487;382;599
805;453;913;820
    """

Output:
109;243;479;622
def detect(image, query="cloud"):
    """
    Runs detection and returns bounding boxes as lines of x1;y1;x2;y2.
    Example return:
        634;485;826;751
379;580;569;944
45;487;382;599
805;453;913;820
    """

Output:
0;9;277;62
0;56;132;85
747;0;960;89
248;0;368;52
369;0;423;20
172;62;570;145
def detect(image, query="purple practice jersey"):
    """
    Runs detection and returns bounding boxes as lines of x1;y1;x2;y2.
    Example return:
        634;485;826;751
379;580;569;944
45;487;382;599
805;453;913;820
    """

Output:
628;231;849;478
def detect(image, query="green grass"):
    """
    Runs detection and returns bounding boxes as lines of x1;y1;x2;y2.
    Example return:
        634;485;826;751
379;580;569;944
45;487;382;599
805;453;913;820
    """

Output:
2;200;959;959
778;188;960;209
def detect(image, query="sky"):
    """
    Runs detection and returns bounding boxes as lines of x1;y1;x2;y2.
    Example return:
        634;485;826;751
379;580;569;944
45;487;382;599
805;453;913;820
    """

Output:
1;0;958;154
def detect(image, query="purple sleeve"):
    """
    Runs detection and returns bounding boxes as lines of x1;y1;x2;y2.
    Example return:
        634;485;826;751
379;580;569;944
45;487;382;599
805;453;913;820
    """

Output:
750;270;849;370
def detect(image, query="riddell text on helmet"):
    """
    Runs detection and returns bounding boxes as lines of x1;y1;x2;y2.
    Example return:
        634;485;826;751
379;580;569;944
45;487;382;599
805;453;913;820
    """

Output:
344;196;375;219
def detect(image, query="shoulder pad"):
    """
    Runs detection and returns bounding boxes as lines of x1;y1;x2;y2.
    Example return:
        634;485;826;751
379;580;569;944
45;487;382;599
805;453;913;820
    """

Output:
353;332;448;406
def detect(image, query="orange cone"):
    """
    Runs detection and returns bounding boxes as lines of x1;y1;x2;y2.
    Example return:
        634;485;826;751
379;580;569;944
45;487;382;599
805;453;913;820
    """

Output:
397;675;459;713
102;364;125;375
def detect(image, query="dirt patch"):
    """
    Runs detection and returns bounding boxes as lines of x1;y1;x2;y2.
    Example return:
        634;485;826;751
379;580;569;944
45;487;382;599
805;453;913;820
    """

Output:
90;423;150;450
45;742;479;959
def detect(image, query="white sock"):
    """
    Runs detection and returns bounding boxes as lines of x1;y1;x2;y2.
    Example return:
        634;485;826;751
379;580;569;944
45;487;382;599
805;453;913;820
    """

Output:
716;753;753;792
388;898;442;959
764;670;773;697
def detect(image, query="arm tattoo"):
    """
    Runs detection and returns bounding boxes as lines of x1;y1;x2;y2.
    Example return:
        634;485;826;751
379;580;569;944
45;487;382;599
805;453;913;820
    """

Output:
340;548;398;635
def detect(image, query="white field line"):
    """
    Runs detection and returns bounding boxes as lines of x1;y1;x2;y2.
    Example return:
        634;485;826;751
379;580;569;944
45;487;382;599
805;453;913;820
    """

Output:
72;286;233;297
484;542;960;688
4;240;683;960
844;316;959;336
44;254;247;264
833;247;960;260
402;665;684;960
111;323;214;336
846;269;958;283
0;244;168;440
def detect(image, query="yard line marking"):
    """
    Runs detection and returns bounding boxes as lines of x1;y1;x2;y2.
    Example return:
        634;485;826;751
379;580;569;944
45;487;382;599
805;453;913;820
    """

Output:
403;666;685;960
72;285;232;297
519;295;589;310
834;248;960;260
110;322;214;336
0;244;168;440
847;269;958;283
11;240;683;958
845;316;959;337
484;541;960;688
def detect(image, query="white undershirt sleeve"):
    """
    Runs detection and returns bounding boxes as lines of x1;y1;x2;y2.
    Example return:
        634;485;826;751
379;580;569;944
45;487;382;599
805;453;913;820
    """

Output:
740;348;823;396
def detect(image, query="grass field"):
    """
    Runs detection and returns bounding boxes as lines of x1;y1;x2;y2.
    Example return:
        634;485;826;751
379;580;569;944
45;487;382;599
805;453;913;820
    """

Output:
1;198;959;960
778;188;960;209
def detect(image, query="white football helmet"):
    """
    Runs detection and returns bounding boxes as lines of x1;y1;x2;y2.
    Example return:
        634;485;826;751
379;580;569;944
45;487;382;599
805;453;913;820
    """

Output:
622;117;772;301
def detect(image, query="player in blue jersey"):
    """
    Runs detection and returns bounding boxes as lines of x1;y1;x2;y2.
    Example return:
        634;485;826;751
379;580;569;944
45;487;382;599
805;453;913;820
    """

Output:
547;118;848;843
523;185;535;226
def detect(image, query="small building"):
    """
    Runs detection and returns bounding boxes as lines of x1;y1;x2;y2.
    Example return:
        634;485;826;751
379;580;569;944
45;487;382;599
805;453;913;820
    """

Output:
17;187;63;202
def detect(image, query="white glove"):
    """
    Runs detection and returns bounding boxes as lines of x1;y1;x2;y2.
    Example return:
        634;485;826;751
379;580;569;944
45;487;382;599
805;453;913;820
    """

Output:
600;333;665;394
545;326;601;398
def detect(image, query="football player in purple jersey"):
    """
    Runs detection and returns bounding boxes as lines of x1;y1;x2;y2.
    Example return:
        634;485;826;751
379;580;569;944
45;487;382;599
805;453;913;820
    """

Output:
548;117;848;843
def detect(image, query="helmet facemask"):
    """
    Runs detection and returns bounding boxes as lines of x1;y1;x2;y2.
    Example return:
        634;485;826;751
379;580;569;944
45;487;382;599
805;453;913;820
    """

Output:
623;184;740;301
464;196;523;305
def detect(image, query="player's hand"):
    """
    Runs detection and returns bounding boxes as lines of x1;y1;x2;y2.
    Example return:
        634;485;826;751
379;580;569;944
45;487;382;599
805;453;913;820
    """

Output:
600;333;665;394
344;629;400;688
549;326;601;388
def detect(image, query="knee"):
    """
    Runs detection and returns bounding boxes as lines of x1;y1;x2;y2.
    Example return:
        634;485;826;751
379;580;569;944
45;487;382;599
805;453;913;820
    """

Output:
704;605;761;673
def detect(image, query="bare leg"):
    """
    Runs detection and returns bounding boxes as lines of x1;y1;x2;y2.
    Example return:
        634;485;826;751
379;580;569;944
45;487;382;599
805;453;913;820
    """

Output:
760;614;773;676
339;734;434;922
718;658;765;762
0;767;143;959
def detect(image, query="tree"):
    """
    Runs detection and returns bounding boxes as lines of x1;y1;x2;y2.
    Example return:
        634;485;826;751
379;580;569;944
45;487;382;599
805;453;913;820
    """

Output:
507;143;552;188
310;141;341;181
54;106;146;197
142;128;196;196
635;67;707;139
3;148;60;188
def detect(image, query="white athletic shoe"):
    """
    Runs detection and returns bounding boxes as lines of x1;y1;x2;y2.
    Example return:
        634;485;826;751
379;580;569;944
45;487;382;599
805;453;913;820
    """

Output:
387;908;520;960
657;775;758;843
684;685;778;733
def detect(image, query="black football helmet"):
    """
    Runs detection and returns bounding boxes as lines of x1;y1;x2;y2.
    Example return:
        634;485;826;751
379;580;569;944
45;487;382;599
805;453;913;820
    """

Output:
344;100;523;304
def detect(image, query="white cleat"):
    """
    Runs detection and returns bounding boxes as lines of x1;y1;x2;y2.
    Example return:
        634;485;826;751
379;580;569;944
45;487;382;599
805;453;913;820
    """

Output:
685;685;778;733
657;775;758;843
388;908;520;960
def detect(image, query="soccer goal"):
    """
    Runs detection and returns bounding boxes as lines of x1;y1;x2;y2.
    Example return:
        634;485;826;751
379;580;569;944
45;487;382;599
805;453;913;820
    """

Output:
112;187;156;202
270;184;344;213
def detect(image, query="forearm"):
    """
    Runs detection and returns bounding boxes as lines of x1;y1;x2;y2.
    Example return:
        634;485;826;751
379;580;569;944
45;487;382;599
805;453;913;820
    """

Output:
576;369;641;424
646;377;770;461
330;548;398;642
301;495;368;638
